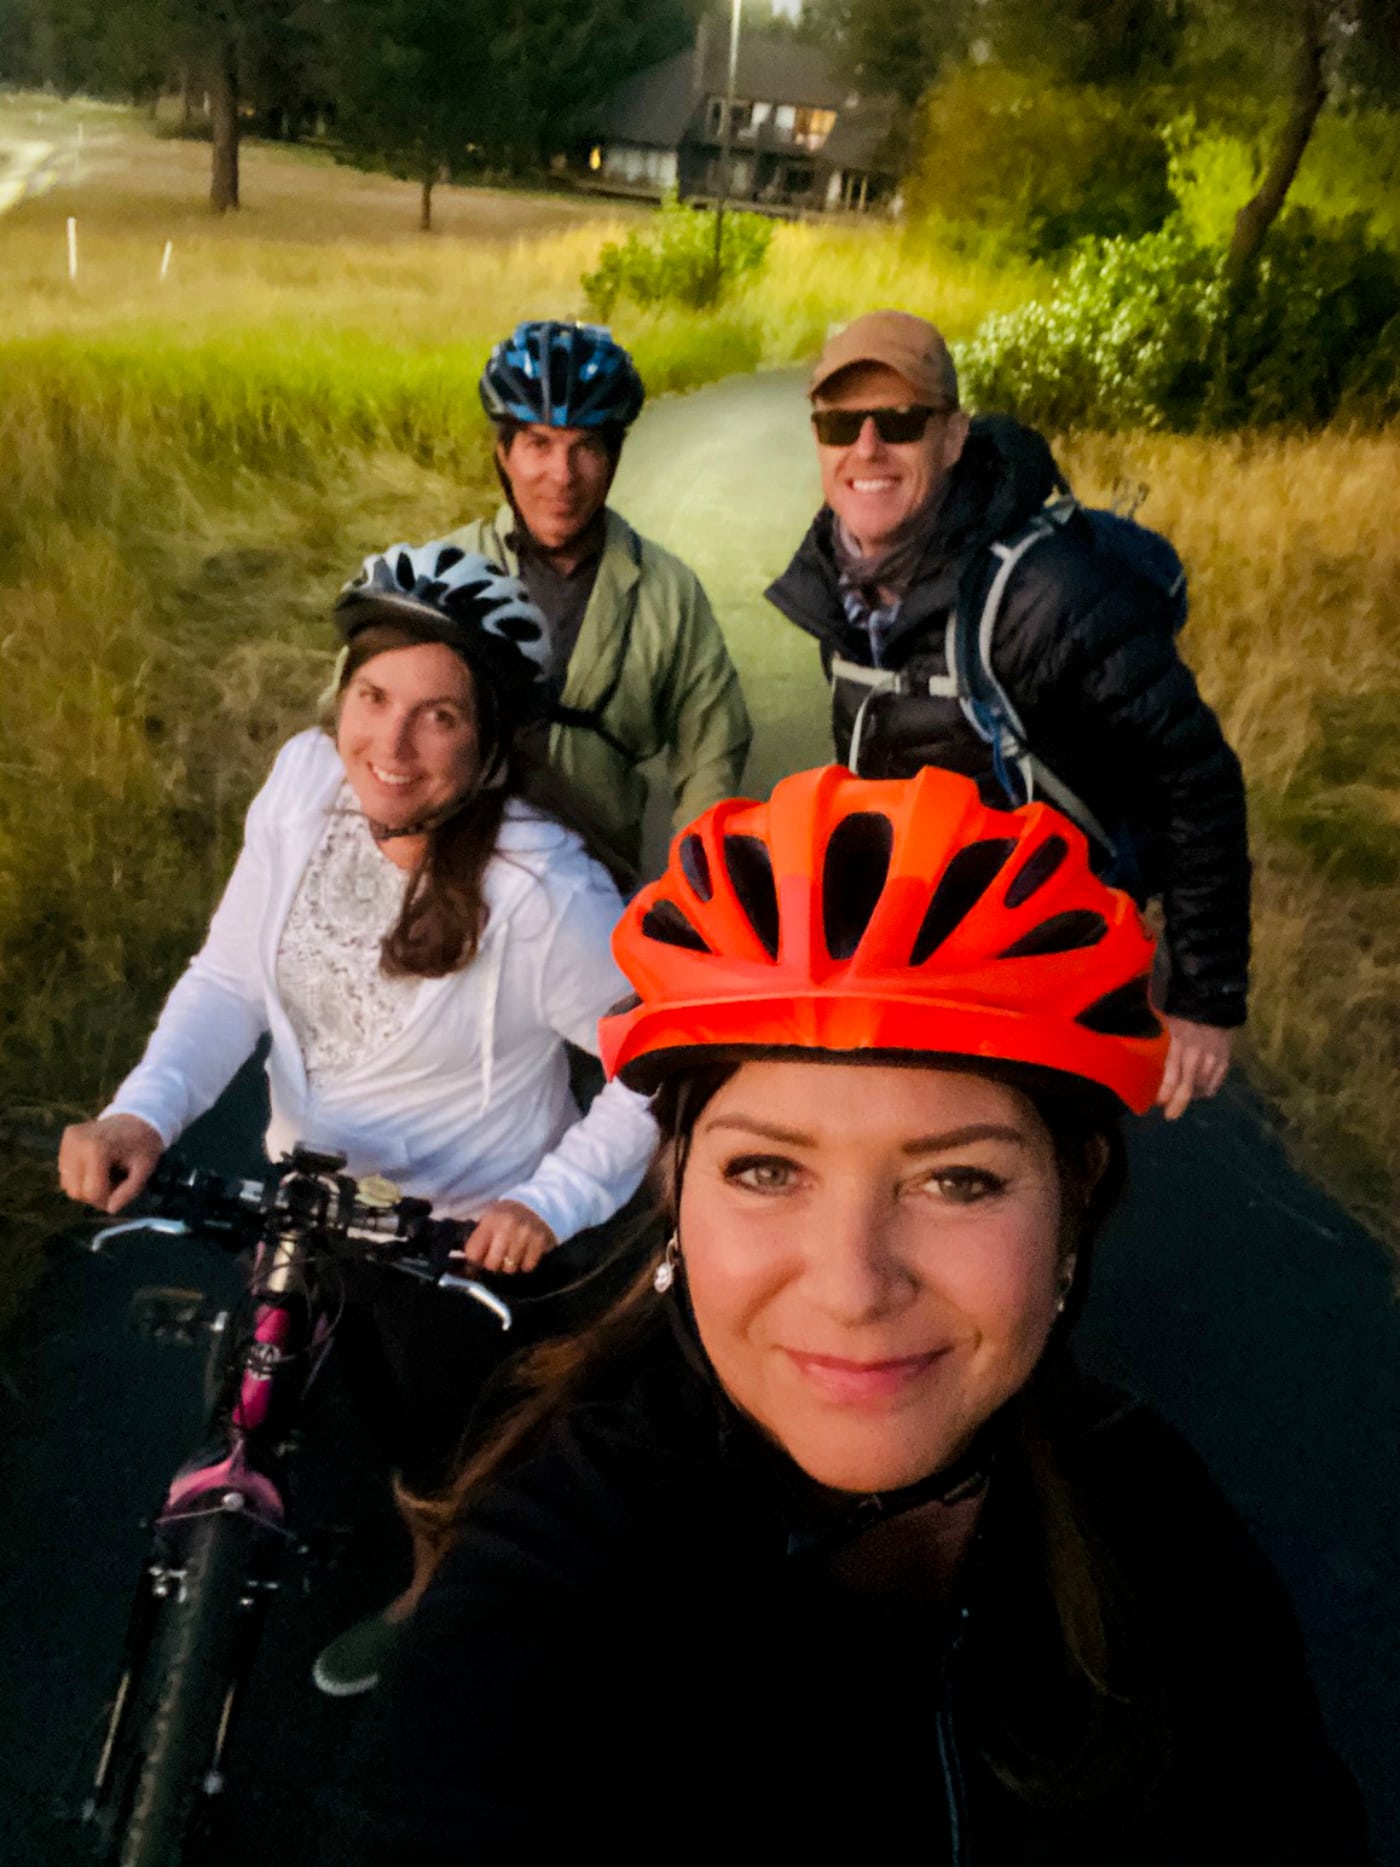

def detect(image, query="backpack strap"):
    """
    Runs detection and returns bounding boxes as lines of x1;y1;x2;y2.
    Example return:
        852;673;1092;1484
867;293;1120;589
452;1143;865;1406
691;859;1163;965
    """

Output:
950;506;1118;861
828;653;959;776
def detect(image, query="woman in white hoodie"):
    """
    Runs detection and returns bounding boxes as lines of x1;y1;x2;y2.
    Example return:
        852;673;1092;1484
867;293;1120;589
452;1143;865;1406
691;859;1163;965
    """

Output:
58;542;657;1692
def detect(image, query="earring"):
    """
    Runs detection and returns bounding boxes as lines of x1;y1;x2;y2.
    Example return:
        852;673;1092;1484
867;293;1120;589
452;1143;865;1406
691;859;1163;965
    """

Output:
1054;1258;1077;1318
653;1234;680;1295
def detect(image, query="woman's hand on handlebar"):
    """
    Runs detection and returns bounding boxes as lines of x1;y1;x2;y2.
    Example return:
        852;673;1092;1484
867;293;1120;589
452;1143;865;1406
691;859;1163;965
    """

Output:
59;1114;165;1214
461;1199;558;1276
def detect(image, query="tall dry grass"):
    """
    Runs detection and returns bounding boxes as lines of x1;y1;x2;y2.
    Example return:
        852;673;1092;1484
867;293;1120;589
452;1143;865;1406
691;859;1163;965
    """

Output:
2;105;1395;1325
1061;432;1400;1246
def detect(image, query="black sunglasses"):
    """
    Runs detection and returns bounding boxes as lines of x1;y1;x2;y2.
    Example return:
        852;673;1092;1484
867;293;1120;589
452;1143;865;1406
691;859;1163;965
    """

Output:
811;404;944;446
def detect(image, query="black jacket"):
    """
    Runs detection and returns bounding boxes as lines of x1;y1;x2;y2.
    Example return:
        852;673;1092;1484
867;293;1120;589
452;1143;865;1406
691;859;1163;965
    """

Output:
764;418;1251;1028
344;1317;1367;1864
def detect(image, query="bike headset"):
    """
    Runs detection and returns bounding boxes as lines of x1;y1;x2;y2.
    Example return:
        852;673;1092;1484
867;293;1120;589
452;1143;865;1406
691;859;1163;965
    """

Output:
333;542;553;840
597;766;1168;1527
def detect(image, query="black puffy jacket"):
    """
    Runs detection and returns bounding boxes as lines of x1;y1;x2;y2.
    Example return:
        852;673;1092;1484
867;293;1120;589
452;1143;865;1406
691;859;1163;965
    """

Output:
765;417;1251;1029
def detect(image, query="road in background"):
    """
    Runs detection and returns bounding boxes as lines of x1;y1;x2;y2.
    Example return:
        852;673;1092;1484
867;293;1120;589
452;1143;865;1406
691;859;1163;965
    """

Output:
1;367;1395;1860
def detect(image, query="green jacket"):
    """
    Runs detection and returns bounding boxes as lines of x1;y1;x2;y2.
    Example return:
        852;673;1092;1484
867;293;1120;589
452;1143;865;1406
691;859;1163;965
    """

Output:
443;506;752;880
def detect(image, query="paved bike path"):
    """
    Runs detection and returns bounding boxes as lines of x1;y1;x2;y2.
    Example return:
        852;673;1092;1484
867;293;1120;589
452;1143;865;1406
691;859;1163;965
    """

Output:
1;368;1397;1860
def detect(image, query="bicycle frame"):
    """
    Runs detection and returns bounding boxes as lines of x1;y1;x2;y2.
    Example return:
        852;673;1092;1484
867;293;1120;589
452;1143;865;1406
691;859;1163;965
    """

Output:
81;1147;507;1862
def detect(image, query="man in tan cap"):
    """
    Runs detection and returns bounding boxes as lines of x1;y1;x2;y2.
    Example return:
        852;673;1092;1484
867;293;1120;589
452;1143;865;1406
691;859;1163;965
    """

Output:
765;308;1251;1121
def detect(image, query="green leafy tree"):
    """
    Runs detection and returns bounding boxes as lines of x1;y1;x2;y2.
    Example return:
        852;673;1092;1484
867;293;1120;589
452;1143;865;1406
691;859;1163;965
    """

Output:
909;61;1175;258
330;0;511;228
330;0;691;226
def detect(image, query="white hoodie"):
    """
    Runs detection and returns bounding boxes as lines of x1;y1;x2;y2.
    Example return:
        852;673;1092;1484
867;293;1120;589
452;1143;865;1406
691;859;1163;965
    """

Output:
106;731;656;1239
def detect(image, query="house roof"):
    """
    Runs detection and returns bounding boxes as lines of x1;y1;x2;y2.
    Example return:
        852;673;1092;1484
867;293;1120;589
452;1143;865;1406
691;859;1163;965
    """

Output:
699;35;852;110
593;28;874;150
594;49;698;149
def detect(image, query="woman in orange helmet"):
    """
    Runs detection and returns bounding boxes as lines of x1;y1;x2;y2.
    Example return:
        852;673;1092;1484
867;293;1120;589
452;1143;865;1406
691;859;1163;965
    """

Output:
345;766;1367;1864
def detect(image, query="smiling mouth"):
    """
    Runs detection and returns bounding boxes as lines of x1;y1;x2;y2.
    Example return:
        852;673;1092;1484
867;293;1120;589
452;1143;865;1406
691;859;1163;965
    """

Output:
783;1347;949;1403
368;764;417;789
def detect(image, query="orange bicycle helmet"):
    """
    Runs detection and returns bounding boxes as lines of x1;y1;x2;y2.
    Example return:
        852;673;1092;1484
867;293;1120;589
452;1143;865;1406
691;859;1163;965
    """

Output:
600;765;1167;1113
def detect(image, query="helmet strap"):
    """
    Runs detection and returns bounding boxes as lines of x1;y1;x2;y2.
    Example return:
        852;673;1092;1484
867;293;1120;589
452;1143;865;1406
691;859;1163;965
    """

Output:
363;749;508;844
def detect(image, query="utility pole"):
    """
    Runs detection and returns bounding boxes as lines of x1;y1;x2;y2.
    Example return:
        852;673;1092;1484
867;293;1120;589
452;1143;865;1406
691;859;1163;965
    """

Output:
711;0;742;302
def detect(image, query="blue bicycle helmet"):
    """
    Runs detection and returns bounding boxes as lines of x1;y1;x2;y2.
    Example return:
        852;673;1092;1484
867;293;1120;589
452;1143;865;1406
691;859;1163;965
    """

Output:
479;321;645;431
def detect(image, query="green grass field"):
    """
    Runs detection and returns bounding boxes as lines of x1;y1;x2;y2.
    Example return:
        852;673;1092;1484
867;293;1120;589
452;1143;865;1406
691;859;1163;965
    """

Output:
2;97;1397;1328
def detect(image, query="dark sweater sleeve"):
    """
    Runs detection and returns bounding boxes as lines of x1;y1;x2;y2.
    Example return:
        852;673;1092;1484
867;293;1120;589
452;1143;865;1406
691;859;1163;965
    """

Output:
1001;554;1251;1026
330;1421;656;1864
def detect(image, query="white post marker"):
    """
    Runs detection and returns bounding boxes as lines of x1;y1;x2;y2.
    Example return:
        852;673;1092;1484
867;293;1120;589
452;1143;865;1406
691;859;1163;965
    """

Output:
67;217;78;281
160;240;173;280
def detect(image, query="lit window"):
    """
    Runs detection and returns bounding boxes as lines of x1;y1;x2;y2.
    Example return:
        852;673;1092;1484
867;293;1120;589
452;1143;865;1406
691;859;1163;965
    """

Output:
793;106;836;151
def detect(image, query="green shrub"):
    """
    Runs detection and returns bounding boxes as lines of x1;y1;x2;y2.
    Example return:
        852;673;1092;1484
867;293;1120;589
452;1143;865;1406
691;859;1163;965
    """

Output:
959;211;1400;431
908;65;1174;261
1217;214;1400;427
581;191;773;317
958;222;1222;430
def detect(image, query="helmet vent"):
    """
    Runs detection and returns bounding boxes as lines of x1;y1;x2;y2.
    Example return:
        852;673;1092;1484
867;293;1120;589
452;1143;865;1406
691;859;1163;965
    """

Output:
1076;978;1160;1037
1001;910;1108;959
911;839;1017;964
1004;834;1069;909
724;834;780;958
680;833;714;902
641;900;711;954
822;812;894;960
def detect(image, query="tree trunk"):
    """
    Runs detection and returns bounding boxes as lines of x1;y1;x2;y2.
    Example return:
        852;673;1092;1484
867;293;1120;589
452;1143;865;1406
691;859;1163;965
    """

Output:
1225;0;1328;286
208;39;240;214
420;176;434;232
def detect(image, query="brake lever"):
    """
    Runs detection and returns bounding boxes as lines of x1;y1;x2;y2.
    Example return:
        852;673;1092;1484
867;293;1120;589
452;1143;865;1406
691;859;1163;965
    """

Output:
437;1273;512;1331
89;1217;192;1254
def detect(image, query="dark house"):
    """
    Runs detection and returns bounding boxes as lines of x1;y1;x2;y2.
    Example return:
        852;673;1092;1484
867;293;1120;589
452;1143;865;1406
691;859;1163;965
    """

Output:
585;25;898;213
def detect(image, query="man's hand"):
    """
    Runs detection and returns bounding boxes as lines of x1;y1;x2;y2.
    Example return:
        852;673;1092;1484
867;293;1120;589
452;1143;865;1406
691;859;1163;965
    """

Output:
462;1199;558;1276
1157;1017;1234;1121
58;1114;165;1214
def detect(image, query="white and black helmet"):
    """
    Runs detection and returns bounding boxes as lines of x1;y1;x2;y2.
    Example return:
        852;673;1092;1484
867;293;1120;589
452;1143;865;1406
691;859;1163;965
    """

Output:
335;542;552;713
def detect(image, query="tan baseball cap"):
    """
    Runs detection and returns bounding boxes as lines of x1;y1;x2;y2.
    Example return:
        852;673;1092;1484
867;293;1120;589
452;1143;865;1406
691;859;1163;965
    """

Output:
809;310;960;409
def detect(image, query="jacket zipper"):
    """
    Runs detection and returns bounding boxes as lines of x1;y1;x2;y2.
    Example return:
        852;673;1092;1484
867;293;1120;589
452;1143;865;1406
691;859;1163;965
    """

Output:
937;1606;972;1867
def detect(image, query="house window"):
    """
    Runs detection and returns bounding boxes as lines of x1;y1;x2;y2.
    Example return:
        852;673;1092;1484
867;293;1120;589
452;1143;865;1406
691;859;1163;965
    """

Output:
707;96;755;140
793;106;836;151
750;101;773;133
773;103;797;137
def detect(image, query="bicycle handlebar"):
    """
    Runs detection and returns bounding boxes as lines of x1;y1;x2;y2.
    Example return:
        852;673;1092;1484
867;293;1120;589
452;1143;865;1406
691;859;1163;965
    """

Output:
91;1143;511;1330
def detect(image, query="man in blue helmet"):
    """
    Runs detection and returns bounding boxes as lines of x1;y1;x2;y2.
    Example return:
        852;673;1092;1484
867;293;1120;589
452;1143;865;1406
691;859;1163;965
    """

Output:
442;320;751;883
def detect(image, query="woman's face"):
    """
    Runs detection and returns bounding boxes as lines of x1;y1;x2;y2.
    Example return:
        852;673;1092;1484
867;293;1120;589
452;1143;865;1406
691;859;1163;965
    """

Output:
337;643;479;831
678;1061;1069;1493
